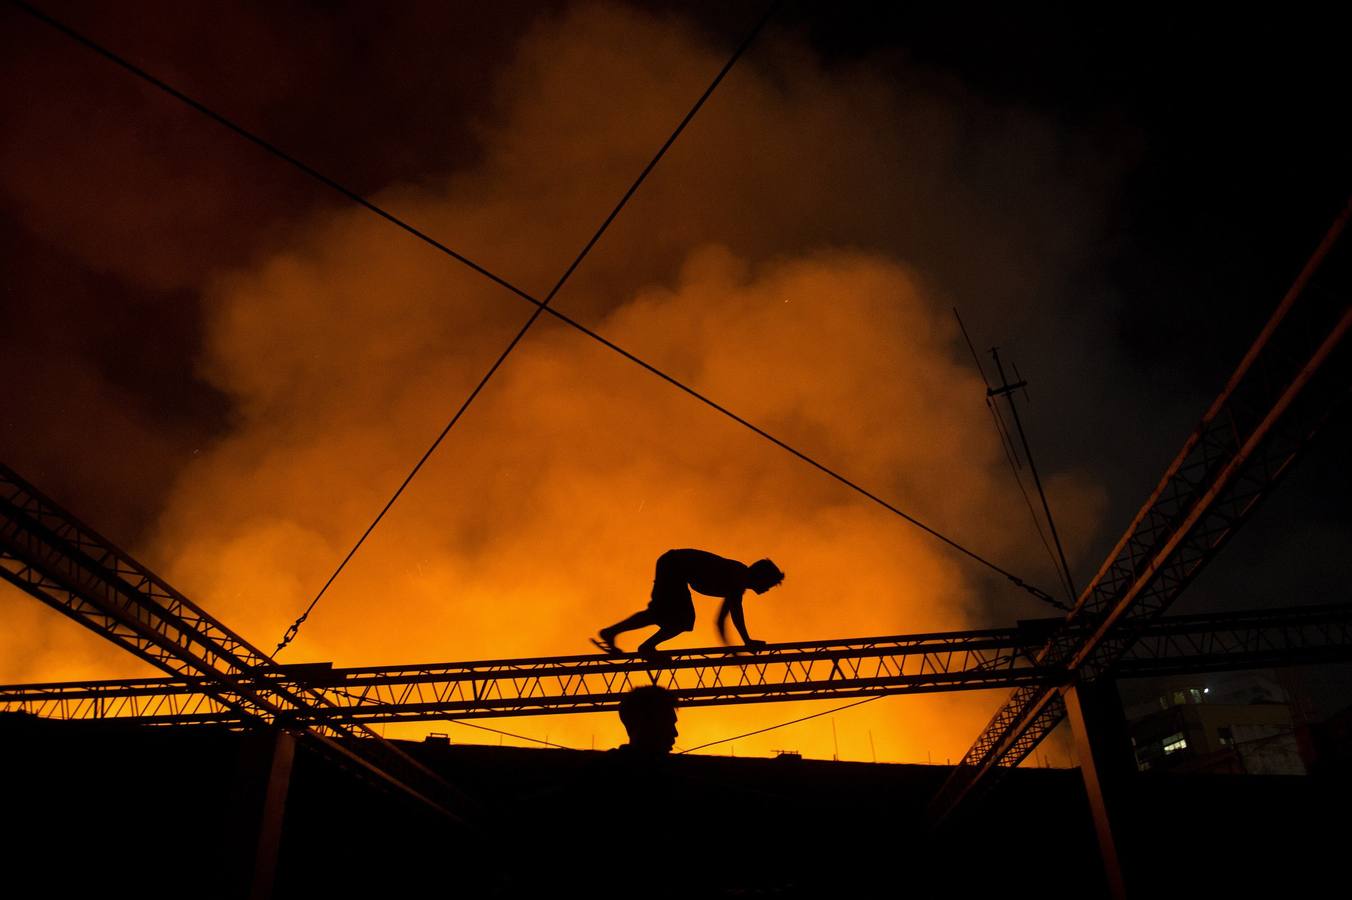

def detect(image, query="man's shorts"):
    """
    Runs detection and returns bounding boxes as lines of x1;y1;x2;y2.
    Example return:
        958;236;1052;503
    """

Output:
646;551;695;632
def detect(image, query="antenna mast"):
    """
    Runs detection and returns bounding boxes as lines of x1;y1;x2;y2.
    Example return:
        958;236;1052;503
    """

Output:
986;348;1078;606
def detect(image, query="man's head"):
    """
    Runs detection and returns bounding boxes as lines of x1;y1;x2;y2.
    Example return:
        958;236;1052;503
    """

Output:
617;685;678;754
748;559;785;595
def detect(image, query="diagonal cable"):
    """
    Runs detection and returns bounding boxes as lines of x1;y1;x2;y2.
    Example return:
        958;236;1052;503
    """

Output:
446;718;573;750
273;0;782;652
679;695;883;754
990;398;1075;602
13;0;1058;619
954;310;1074;604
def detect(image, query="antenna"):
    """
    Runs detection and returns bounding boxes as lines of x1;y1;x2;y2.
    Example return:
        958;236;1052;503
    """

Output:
954;309;1075;607
987;347;1078;605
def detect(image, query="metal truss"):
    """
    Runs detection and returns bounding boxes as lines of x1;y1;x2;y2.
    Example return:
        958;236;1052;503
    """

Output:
5;604;1349;727
0;463;465;818
0;627;1050;725
1114;603;1352;677
930;201;1352;821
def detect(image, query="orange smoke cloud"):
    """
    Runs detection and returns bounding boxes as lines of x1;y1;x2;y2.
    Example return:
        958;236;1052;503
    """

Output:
2;3;1108;763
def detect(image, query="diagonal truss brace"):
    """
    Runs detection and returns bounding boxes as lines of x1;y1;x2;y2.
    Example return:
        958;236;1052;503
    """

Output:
930;199;1352;822
0;463;466;819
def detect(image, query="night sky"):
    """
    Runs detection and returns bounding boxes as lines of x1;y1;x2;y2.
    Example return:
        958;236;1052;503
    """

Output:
2;1;1349;761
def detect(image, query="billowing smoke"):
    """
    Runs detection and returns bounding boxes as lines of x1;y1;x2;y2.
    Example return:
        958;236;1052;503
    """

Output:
3;3;1110;762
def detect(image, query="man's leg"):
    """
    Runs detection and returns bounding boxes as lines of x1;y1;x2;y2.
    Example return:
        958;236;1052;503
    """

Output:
599;610;657;651
636;626;685;657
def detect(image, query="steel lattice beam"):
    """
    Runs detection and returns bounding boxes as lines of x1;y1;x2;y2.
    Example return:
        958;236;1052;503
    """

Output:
1112;603;1352;676
930;200;1352;822
0;627;1048;725
4;604;1349;727
0;463;465;819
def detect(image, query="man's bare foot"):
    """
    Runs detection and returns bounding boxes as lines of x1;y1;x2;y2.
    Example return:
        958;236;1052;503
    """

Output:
591;633;622;655
636;645;670;662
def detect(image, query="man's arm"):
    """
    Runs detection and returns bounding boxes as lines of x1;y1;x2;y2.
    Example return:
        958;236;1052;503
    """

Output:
717;595;765;648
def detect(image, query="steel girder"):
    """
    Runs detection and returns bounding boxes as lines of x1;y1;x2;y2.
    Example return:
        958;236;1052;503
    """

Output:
930;200;1352;821
1112;603;1352;676
0;627;1049;725
0;464;465;819
5;605;1349;728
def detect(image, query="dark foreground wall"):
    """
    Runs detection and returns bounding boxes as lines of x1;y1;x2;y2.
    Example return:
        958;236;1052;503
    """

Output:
3;714;1345;898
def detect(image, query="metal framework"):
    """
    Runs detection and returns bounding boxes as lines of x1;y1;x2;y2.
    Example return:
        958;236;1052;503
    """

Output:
0;626;1047;726
1112;603;1352;677
5;604;1348;727
930;200;1352;821
0;463;464;818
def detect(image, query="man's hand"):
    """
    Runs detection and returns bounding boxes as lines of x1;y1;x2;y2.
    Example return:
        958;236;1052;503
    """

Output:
742;638;767;650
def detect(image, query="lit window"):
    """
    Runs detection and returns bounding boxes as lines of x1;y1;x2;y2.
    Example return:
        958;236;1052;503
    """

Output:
1163;734;1188;754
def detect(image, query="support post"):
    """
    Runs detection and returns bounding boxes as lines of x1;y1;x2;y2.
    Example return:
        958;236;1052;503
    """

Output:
248;729;296;900
1064;677;1135;900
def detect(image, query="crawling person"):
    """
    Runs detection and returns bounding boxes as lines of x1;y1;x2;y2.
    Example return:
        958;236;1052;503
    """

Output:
594;549;784;658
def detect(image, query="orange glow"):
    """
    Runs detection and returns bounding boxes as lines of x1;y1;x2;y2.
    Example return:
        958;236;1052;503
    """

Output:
0;4;1108;767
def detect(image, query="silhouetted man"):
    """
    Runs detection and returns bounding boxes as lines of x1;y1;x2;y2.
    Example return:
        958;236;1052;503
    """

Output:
613;684;679;756
594;548;784;657
491;686;680;898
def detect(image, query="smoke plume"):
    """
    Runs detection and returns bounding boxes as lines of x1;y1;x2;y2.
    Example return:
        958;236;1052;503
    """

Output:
4;3;1112;762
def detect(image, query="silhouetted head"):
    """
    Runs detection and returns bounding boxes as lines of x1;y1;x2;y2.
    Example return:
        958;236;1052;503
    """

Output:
748;558;785;594
617;685;678;754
